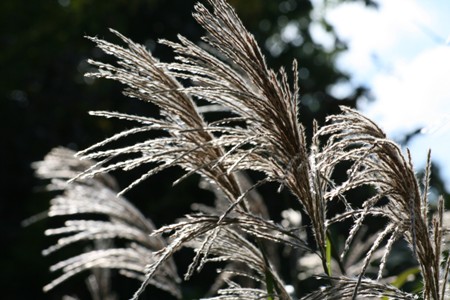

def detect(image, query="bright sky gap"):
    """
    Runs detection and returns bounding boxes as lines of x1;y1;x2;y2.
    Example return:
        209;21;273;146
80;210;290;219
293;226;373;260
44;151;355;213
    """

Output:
309;0;450;191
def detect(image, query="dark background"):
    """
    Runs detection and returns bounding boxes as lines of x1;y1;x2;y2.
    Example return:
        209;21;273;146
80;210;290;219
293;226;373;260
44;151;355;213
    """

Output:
3;0;445;299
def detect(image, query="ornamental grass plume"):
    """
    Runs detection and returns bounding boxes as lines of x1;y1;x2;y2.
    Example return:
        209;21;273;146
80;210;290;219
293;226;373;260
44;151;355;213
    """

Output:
34;0;450;299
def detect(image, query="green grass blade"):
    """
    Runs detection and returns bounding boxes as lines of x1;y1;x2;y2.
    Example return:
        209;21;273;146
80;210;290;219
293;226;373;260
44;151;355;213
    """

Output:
326;235;332;276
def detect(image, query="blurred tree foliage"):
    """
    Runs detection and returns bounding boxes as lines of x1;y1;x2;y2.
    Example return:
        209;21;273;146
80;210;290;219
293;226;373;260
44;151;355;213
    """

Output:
0;0;378;299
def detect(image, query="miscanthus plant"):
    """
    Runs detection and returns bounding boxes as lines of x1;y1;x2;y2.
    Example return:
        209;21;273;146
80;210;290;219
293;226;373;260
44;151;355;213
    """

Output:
33;0;450;299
